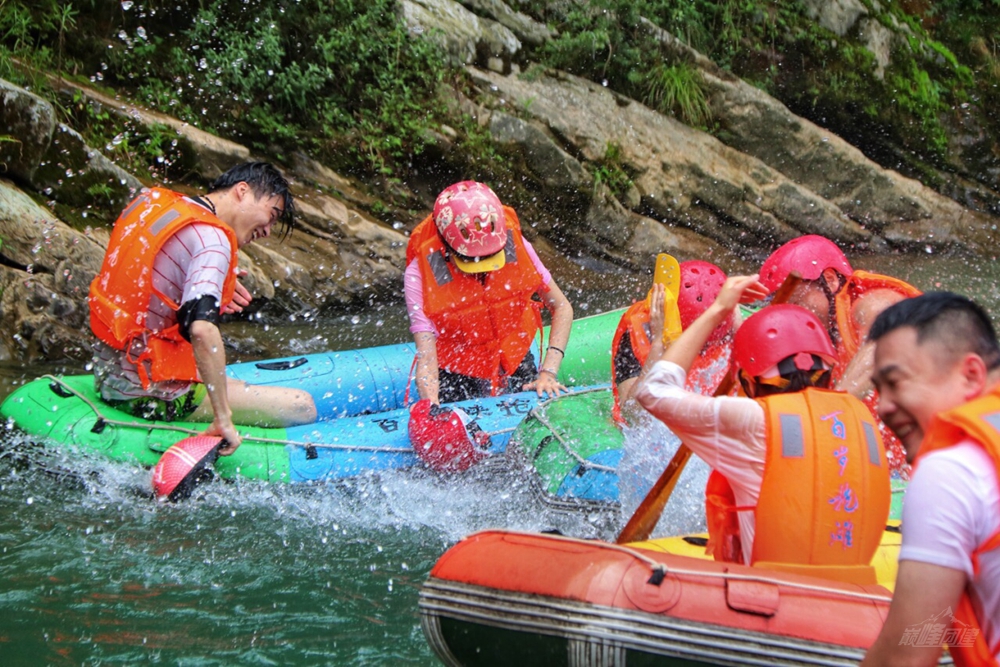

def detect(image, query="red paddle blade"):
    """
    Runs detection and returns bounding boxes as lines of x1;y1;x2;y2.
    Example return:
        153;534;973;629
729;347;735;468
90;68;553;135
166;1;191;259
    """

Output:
152;436;223;502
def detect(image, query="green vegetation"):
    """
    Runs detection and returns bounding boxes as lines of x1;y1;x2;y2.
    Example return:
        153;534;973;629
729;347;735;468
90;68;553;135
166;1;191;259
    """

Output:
0;0;458;182
1;0;998;208
640;62;711;127
518;0;994;163
592;142;634;200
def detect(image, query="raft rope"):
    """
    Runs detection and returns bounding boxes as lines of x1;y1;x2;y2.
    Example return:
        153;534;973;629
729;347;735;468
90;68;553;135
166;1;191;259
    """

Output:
486;529;894;604
41;375;412;453
39;375;531;454
527;387;617;474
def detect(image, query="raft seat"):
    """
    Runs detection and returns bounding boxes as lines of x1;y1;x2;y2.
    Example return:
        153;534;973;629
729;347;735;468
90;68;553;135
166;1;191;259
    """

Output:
752;561;878;586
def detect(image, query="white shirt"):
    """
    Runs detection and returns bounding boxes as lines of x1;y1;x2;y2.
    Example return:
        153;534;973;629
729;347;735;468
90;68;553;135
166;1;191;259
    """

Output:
902;441;1000;653
635;360;766;563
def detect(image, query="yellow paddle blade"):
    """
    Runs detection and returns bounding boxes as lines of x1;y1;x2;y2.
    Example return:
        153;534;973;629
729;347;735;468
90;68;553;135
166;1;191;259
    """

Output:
648;253;683;345
653;253;680;293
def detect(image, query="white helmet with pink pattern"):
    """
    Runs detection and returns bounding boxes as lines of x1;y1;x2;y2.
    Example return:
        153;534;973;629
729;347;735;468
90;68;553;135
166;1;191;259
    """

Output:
433;181;507;273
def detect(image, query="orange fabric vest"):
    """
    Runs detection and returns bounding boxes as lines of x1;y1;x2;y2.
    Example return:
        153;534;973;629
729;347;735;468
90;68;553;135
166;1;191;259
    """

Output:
917;388;1000;666
89;188;238;389
706;388;891;584
406;206;543;385
611;300;652;424
833;270;921;474
610;301;730;424
833;270;922;373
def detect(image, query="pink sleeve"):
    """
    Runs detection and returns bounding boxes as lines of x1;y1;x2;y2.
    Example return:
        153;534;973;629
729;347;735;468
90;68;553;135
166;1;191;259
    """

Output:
522;238;552;290
404;259;437;336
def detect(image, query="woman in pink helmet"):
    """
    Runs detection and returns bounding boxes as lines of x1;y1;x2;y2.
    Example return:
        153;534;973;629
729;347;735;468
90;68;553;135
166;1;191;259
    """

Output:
404;181;573;404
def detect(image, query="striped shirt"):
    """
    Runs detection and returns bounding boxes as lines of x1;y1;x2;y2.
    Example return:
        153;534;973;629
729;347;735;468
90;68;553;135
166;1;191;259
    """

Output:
94;201;233;401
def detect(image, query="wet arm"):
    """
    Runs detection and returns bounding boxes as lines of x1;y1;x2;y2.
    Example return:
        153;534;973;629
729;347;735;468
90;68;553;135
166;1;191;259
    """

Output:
526;279;572;396
189;319;241;452
861;560;966;667
413;331;440;404
663;275;765;373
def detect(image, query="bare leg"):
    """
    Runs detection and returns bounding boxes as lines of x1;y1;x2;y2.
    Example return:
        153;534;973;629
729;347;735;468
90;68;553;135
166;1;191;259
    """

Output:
187;378;317;427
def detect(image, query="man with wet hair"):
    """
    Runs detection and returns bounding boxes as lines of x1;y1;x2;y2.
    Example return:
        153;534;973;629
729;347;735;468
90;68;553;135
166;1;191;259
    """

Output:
90;161;317;455
863;292;1000;666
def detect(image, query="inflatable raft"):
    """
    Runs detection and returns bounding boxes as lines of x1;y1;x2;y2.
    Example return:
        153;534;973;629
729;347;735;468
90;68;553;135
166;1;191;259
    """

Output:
0;310;621;485
419;525;951;666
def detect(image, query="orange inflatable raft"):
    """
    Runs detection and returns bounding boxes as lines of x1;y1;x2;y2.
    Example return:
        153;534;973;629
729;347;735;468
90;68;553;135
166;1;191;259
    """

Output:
419;526;953;666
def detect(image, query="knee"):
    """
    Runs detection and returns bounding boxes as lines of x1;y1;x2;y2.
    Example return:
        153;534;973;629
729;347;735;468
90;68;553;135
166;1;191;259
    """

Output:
294;391;317;425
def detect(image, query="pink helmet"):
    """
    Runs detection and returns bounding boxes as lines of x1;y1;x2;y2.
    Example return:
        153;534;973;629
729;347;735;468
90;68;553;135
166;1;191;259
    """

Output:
732;304;836;378
759;235;853;293
678;260;731;341
433;181;507;273
408;399;491;472
152;435;223;502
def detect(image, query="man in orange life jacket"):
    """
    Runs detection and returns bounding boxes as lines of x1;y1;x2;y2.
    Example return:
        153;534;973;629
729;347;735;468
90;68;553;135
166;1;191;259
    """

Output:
863;293;1000;666
612;260;734;425
90;162;317;454
635;275;890;575
760;235;921;472
404;181;573;404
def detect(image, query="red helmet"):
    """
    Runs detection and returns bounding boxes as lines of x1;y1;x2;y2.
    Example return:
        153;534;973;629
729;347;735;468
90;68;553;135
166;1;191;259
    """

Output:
732;304;836;378
759;235;853;293
408;399;491;472
433;181;507;273
152;435;223;502
678;260;731;341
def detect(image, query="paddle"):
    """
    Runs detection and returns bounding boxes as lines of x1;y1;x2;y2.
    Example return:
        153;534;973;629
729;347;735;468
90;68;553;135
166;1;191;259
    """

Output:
649;253;683;346
615;270;803;544
152;435;225;502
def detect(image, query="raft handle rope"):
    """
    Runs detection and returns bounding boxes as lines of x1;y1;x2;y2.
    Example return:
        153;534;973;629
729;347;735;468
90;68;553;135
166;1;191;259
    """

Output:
476;529;894;604
39;375;520;455
528;386;617;474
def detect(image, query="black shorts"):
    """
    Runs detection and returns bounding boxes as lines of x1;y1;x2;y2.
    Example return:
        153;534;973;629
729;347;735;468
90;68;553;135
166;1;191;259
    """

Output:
439;352;537;403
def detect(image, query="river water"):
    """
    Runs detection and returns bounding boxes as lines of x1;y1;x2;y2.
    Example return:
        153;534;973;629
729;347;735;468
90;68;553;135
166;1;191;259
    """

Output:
0;251;997;664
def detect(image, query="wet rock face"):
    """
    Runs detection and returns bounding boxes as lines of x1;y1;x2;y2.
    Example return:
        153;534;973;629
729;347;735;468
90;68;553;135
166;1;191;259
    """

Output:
0;80;56;184
470;66;870;259
33;124;143;217
800;0;868;37
399;0;522;72
0;179;107;361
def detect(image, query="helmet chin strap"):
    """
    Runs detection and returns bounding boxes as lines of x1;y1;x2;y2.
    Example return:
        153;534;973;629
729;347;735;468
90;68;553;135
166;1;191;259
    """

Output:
818;273;844;345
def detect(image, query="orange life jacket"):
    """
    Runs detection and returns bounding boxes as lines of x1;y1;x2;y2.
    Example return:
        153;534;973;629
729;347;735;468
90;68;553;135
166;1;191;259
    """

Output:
833;270;921;473
705;388;891;585
917;387;1000;666
89;188;238;389
610;300;730;423
833;270;922;373
611;300;653;424
406;206;543;386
